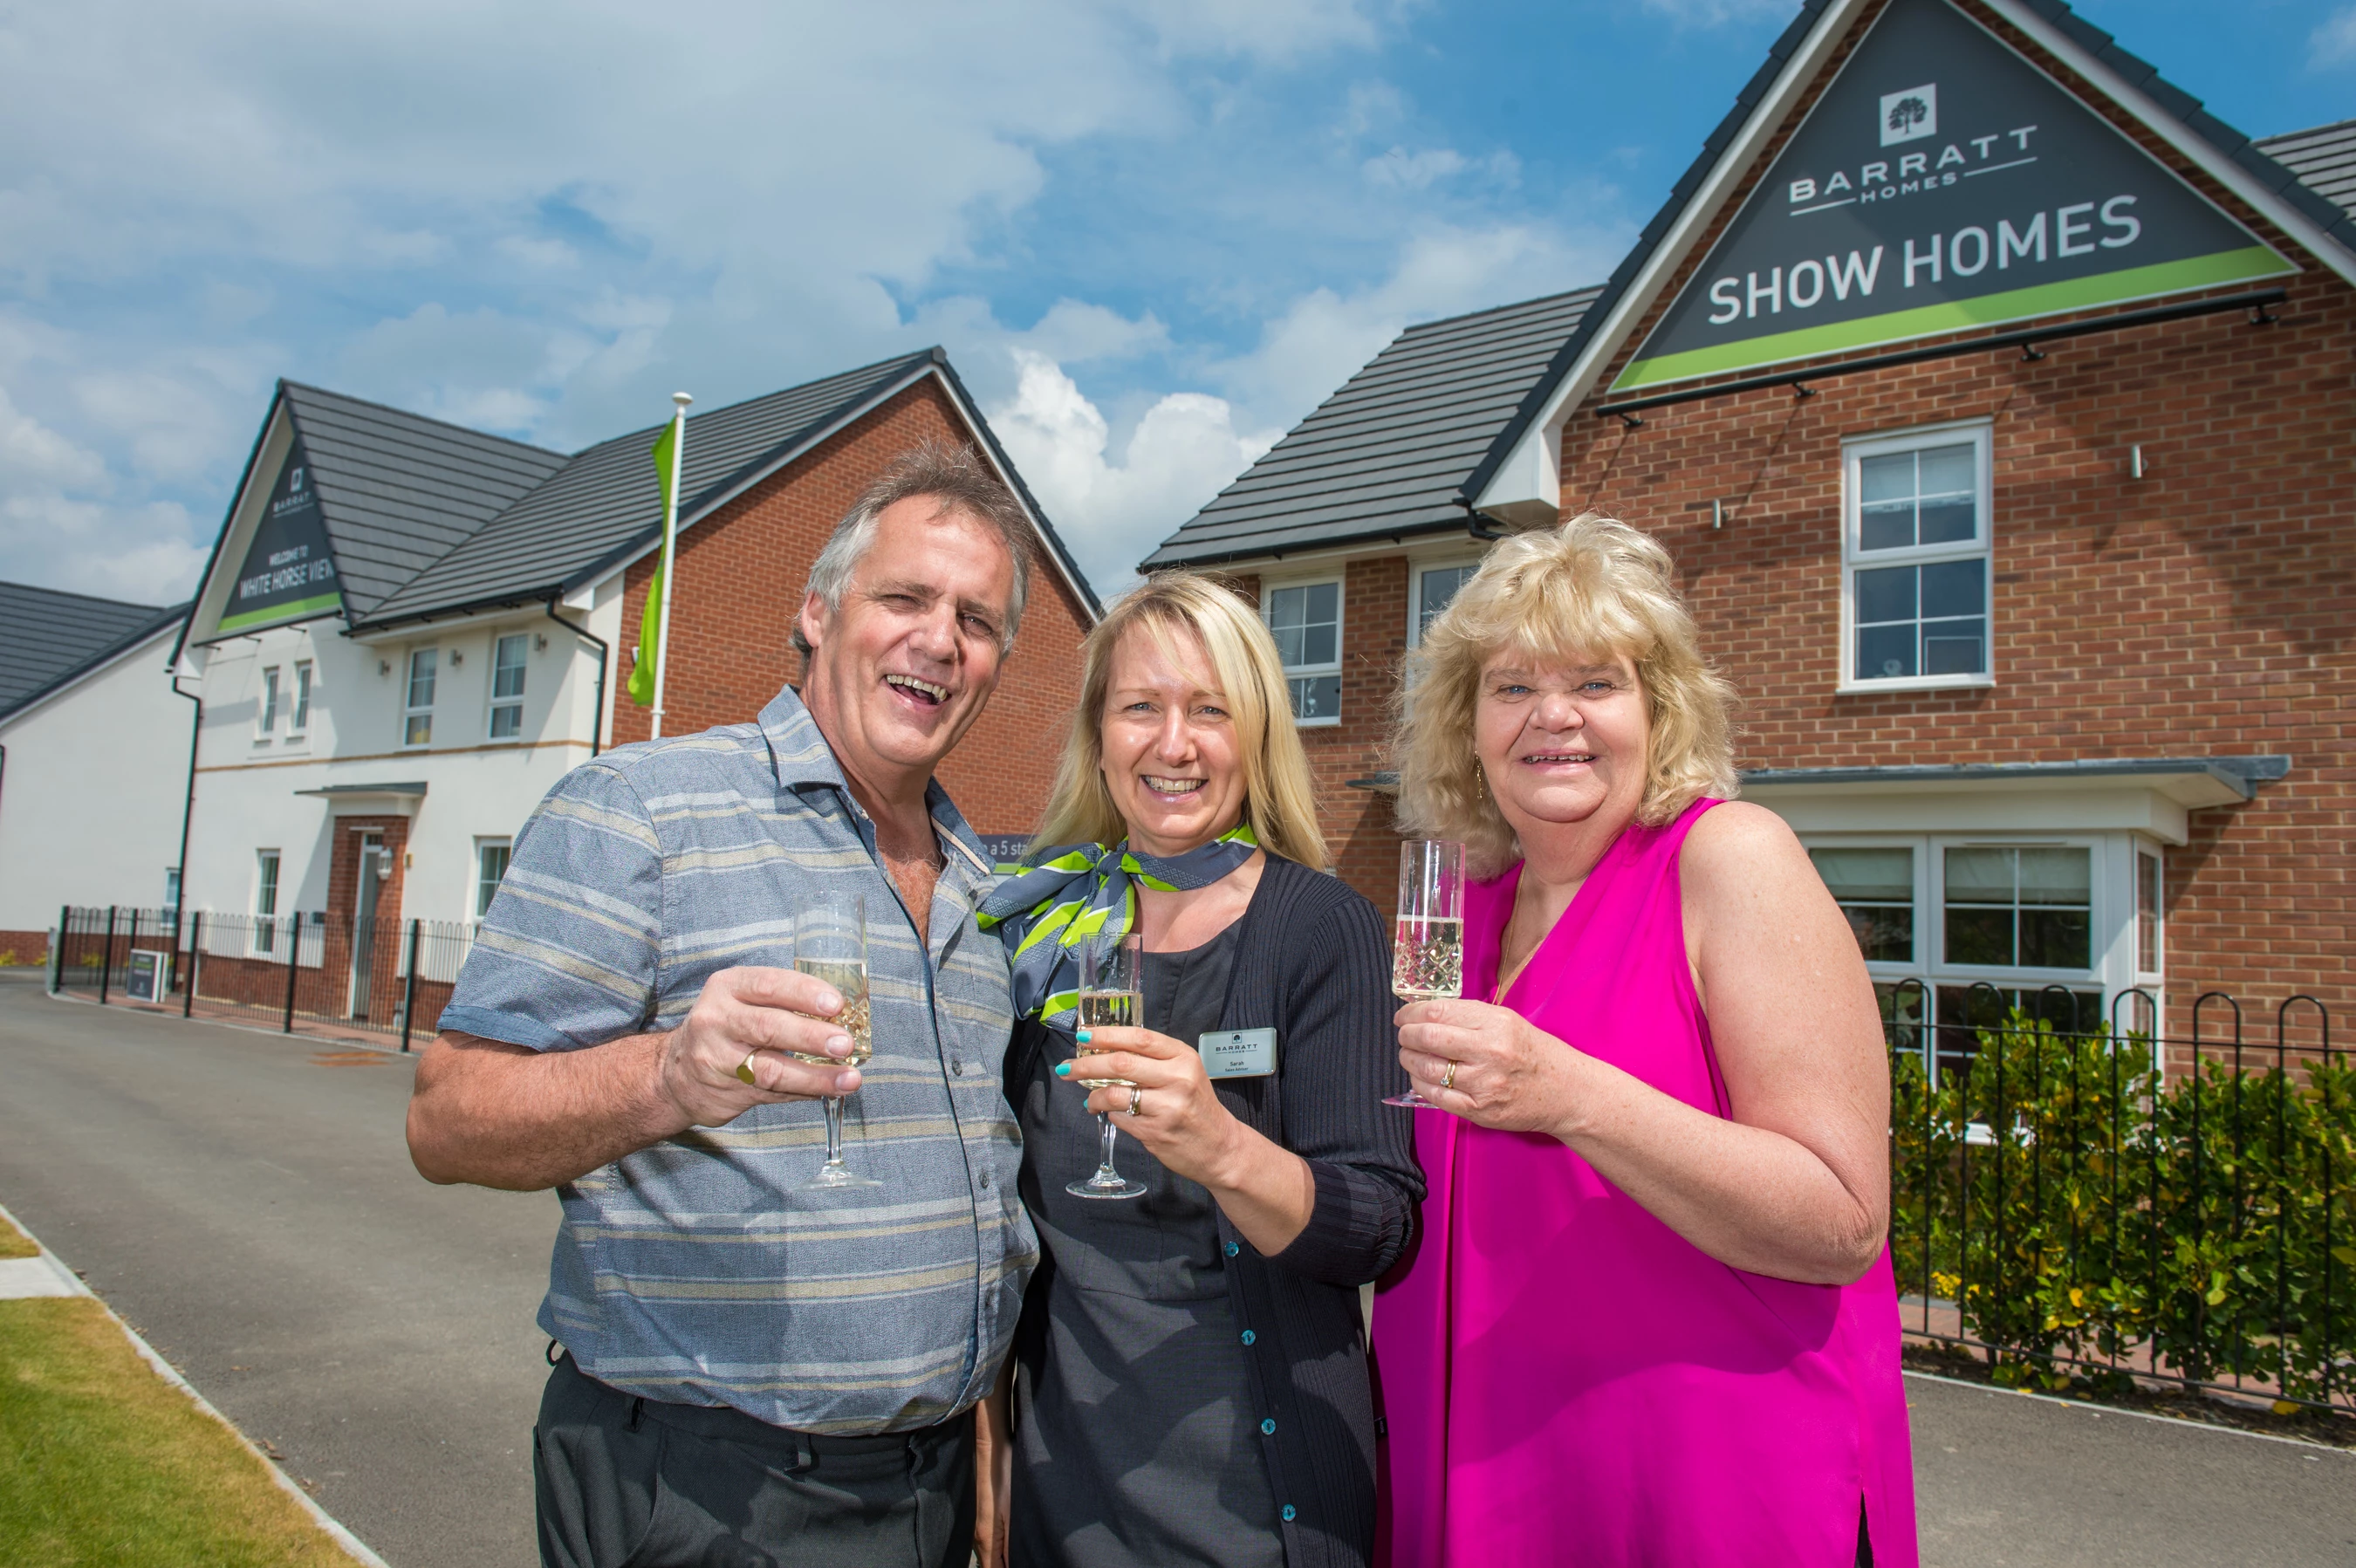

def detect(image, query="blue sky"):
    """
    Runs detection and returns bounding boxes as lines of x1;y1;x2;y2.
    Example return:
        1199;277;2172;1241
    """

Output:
2;0;2349;603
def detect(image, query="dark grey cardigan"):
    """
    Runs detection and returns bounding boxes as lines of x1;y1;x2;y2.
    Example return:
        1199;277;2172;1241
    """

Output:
1008;854;1425;1568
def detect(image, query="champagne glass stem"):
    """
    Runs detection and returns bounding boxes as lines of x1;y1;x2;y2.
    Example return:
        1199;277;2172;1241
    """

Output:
1096;1110;1120;1177
824;1095;848;1173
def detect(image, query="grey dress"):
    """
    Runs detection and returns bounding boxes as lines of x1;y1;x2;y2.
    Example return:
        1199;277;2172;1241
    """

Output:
1008;924;1286;1568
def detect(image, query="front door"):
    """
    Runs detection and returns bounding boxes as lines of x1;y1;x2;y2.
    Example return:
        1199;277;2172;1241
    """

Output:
350;833;387;1019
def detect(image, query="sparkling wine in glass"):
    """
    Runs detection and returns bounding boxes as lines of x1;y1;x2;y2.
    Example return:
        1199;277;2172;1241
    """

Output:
1068;932;1147;1200
1386;839;1466;1108
795;890;881;1189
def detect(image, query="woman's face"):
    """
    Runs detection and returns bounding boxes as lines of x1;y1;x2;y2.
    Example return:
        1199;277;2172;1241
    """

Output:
1098;624;1248;859
1471;649;1651;842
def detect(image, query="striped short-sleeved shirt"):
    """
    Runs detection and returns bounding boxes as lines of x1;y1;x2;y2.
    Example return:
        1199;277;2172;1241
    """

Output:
438;684;1036;1434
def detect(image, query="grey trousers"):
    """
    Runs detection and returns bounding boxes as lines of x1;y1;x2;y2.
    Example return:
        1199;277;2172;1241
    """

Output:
534;1353;976;1568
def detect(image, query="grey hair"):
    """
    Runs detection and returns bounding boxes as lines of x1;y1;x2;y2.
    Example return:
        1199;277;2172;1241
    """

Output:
791;440;1034;654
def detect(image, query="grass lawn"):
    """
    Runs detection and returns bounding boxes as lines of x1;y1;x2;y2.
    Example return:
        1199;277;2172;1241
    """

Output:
1;1297;359;1566
0;1210;35;1260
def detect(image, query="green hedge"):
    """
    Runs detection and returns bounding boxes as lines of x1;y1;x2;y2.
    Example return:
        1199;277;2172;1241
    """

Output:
1889;1012;2356;1403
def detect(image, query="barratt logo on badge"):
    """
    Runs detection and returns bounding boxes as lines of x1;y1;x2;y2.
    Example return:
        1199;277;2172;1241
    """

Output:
1880;84;1937;146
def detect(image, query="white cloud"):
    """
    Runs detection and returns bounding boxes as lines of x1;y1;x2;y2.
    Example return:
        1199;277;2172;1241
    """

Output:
989;351;1277;592
0;383;206;603
2313;8;2356;65
1362;147;1469;188
1638;0;1795;25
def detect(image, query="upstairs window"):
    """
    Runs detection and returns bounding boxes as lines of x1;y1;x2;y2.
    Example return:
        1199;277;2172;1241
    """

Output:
490;633;528;739
290;660;312;734
257;666;281;737
404;649;436;745
1842;424;1992;691
1265;580;1340;724
1412;562;1480;646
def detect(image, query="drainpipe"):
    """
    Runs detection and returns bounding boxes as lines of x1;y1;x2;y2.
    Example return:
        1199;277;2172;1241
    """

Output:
170;671;202;949
544;599;609;757
1459;500;1507;542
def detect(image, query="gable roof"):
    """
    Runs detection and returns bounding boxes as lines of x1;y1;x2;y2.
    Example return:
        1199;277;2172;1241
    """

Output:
2257;118;2356;224
1463;0;2356;515
353;347;1099;627
0;582;188;722
1141;288;1601;569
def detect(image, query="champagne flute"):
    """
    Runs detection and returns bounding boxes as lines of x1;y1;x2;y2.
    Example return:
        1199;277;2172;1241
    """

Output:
1385;839;1466;1108
1067;930;1147;1201
793;890;880;1189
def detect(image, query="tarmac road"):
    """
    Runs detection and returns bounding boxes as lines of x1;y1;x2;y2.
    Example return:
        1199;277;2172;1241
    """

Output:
3;977;2353;1567
0;980;551;1568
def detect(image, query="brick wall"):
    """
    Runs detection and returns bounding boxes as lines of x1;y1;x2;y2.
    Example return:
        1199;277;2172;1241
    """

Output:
605;379;1092;835
1545;0;2356;1031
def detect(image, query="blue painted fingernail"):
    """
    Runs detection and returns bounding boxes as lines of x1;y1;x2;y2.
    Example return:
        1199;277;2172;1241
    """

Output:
1054;1061;1071;1077
1074;1030;1092;1044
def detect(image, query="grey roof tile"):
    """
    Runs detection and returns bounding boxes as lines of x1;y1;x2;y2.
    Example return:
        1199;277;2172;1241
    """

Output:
2256;119;2356;223
279;383;569;616
0;582;187;719
1141;288;1599;568
358;353;936;625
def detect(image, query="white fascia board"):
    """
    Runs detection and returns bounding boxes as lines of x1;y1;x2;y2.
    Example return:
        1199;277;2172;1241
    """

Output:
0;622;184;736
1473;0;1870;520
343;604;554;645
1742;774;2248;846
1982;0;2356;286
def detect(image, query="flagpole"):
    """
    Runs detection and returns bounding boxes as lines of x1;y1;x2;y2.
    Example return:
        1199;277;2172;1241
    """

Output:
648;390;692;738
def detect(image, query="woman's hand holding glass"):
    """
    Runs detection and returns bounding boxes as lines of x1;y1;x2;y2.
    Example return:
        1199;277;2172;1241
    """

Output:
1394;997;1590;1138
1057;1025;1243;1189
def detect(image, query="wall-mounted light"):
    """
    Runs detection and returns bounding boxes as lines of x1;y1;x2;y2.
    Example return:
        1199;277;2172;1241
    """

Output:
378;660;390;677
2129;443;2148;481
533;633;548;652
1712;498;1725;531
449;649;463;667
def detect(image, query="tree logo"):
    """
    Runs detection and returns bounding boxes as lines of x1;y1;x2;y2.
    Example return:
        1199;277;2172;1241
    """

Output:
1879;83;1937;147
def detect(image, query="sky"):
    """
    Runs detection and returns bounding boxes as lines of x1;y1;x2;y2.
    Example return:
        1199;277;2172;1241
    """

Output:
2;0;2350;606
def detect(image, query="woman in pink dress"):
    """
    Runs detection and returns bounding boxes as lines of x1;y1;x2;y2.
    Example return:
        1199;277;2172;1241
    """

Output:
1372;512;1916;1566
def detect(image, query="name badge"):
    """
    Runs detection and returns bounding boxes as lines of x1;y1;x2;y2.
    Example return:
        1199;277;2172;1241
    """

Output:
1201;1028;1278;1079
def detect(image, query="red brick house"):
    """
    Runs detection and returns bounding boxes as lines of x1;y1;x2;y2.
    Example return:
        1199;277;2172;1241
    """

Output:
1147;0;2353;1066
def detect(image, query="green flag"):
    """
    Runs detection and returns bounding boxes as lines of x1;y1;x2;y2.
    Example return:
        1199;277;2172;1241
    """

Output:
627;421;681;708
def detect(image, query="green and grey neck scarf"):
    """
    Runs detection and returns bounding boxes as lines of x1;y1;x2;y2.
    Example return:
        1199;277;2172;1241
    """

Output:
978;823;1260;1028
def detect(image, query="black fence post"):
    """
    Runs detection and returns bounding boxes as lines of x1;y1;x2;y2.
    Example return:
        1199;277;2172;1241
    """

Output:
183;910;202;1019
50;904;67;992
282;914;301;1033
98;906;118;1003
399;919;421;1053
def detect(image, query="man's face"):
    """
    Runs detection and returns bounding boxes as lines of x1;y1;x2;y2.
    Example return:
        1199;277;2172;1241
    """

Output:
798;496;1017;789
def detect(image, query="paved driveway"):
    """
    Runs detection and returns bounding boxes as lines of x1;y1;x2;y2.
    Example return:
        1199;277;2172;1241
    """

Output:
3;982;2353;1567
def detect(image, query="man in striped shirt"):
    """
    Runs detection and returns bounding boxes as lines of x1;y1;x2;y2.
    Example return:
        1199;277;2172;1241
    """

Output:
407;443;1040;1568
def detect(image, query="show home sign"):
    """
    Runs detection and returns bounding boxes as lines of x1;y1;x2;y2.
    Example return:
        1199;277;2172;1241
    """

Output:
218;442;342;634
1611;0;2292;393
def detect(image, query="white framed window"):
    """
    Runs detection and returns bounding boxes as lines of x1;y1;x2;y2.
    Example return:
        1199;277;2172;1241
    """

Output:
476;839;513;918
1939;843;2093;976
290;660;312;735
403;648;437;745
1409;560;1482;647
1264;579;1341;724
1809;843;1922;967
254;850;282;955
257;666;281;739
489;633;528;739
1840;421;1993;692
2134;848;2163;982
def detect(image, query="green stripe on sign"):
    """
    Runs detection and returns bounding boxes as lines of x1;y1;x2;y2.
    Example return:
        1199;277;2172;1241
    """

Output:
1611;247;2294;393
216;592;345;633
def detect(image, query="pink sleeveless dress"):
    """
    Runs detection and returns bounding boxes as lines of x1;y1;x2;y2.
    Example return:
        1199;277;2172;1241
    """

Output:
1372;799;1917;1566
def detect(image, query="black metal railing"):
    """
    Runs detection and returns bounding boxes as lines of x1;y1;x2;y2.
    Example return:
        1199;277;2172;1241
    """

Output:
51;905;476;1051
1887;980;2351;1413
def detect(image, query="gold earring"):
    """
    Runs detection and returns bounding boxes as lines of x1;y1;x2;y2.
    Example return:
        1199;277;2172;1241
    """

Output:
1473;765;1486;800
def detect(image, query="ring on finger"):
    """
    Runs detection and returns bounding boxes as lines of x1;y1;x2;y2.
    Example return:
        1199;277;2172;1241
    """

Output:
1440;1062;1458;1092
1125;1085;1144;1117
736;1051;761;1085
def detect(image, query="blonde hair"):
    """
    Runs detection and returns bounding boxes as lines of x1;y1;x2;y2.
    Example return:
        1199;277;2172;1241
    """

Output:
1393;512;1737;877
1031;571;1329;871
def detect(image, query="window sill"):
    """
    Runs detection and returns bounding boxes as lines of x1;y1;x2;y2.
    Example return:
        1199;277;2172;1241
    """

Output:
1294;716;1342;729
1836;674;1995;696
